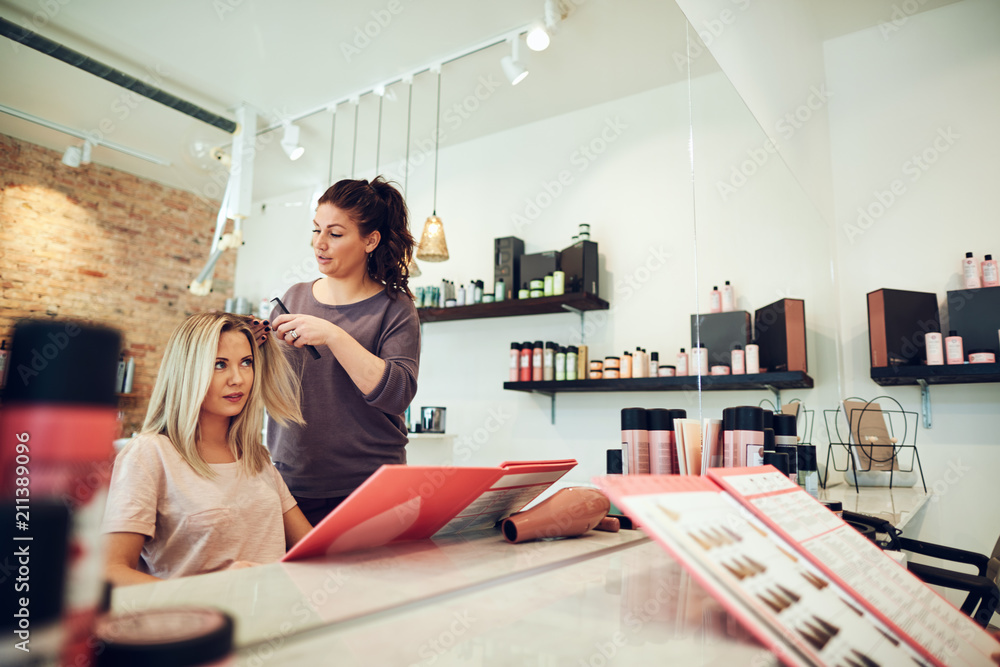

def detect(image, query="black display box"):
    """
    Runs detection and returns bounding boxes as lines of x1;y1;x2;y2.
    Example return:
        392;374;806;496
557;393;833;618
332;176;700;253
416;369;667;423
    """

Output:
560;240;599;295
691;311;752;367
867;288;940;367
946;285;1000;356
755;298;808;373
494;236;524;301
519;251;560;288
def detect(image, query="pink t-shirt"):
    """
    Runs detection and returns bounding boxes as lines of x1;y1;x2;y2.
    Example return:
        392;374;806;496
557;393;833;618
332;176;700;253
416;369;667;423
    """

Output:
102;433;296;579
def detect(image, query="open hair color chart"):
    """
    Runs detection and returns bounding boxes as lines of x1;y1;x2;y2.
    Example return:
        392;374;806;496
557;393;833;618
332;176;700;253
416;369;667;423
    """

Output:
595;472;1000;667
707;467;999;666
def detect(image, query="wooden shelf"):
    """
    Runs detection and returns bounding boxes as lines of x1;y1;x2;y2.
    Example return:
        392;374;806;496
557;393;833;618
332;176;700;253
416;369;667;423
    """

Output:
418;292;609;323
870;363;1000;386
504;371;814;394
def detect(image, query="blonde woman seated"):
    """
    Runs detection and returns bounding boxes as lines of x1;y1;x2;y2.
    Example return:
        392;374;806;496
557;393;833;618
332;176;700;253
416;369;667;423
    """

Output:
103;312;312;585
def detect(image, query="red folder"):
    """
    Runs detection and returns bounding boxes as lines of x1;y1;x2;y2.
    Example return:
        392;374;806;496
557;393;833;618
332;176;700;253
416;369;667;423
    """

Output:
283;460;576;561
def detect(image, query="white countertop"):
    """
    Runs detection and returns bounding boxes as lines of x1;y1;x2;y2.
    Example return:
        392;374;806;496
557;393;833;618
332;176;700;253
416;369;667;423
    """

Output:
819;483;930;531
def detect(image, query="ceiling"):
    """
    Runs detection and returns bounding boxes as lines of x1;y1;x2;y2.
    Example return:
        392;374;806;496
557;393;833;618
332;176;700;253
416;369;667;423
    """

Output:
0;0;960;205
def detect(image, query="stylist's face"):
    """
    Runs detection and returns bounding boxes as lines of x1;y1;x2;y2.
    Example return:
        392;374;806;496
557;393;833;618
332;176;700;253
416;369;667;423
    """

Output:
312;204;377;280
200;331;253;421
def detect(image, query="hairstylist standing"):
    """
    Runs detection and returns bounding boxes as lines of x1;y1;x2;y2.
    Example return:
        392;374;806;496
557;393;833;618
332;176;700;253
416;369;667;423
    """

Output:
266;176;420;526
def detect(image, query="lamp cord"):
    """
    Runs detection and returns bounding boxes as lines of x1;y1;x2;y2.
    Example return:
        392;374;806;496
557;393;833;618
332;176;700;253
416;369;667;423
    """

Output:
327;104;336;185
351;100;359;178
432;68;441;215
404;80;412;198
375;92;383;176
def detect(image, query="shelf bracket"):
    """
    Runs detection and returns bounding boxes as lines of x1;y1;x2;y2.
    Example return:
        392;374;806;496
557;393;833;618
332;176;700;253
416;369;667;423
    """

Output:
763;384;781;410
529;390;556;425
917;379;932;429
560;304;586;344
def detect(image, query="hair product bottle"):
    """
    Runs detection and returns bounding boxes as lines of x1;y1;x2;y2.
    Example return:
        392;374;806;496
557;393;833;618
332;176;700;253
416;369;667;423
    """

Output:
962;252;982;289
676;348;688;376
731;345;745;375
924;332;944;366
709;286;722;313
722;280;735;312
620;351;632;379
945;330;964;365
982;254;999;288
519;341;533;382
509;343;521;381
621;408;650;474
745;341;760;374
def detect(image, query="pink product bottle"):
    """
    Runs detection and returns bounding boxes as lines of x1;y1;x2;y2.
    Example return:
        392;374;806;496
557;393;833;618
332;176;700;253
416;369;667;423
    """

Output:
0;321;122;667
532;340;544;382
721;280;735;312
649;352;658;377
962;252;982;289
647;409;676;475
924;332;944;366
983;254;999;288
509;343;522;381
709;286;722;313
621;408;650;475
732;406;765;467
519;341;533;382
691;343;709;376
620;351;632;379
676;348;688;376
945;330;964;365
731;345;745;375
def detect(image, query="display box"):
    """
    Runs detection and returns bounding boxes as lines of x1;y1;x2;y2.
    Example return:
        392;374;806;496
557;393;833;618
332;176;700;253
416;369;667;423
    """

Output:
690;311;752;368
946;285;1000;356
559;240;599;295
867;289;939;367
755;298;808;373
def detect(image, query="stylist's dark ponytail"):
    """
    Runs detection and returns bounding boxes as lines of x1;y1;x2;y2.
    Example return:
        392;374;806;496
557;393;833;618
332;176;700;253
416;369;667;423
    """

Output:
317;176;415;299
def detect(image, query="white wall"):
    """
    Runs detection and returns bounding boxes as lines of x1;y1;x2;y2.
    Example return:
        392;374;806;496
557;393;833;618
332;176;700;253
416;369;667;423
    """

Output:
236;0;1000;576
825;0;1000;559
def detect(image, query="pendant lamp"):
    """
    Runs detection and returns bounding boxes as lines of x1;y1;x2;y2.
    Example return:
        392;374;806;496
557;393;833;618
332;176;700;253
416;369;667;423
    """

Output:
416;68;449;262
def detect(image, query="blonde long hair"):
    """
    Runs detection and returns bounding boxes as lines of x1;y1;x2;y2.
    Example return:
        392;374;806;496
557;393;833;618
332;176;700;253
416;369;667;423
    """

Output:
140;312;304;478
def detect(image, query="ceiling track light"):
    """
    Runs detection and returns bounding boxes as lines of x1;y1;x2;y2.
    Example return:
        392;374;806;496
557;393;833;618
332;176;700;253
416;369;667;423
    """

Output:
61;140;93;168
527;0;568;51
501;37;529;86
281;122;304;161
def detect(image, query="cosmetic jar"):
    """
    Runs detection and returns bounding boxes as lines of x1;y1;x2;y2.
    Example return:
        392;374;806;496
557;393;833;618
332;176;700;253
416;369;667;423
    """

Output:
529;279;544;291
482;294;495;303
589;370;603;379
529;289;543;298
657;365;676;377
603;369;620;379
968;350;996;364
603;356;620;371
710;365;730;375
517;287;528;300
94;607;234;667
553;271;565;296
445;299;456;308
589;360;603;372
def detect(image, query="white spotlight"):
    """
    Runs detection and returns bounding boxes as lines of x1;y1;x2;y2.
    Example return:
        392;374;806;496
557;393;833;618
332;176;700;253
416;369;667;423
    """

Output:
281;123;305;161
501;38;529;86
526;25;550;51
61;140;93;168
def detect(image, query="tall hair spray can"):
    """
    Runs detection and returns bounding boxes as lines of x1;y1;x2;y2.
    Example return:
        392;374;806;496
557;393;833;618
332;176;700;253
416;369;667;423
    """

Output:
0;320;122;666
621;408;650;474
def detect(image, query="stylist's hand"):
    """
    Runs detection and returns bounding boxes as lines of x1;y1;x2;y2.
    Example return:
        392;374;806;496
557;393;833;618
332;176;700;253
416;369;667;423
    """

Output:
248;318;270;347
272;313;338;350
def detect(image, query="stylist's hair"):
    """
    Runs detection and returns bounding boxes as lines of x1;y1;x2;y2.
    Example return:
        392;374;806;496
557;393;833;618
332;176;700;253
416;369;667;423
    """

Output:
140;312;304;478
318;176;415;299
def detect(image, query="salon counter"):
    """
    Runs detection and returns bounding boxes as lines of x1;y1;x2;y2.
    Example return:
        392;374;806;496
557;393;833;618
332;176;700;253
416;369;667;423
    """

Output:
111;530;772;666
819;483;930;531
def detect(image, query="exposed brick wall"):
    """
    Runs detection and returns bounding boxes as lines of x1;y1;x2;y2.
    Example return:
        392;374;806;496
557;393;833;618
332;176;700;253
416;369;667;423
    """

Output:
0;134;235;436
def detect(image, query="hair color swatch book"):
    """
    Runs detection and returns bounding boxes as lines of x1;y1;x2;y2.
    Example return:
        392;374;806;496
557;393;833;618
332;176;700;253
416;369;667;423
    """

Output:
595;473;999;667
283;460;577;561
707;467;999;666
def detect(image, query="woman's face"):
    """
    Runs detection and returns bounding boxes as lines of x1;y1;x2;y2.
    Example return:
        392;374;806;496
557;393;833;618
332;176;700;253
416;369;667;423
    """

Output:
312;203;379;280
200;330;254;422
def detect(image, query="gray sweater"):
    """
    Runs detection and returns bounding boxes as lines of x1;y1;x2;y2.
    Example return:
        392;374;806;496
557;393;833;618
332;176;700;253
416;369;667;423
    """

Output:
266;282;420;497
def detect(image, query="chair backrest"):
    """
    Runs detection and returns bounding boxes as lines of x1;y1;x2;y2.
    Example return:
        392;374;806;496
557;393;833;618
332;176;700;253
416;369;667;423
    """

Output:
987;534;1000;585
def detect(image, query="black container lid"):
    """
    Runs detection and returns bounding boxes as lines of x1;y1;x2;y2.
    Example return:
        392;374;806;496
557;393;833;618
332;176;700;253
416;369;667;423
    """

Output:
558;346;566;353
968;349;994;355
763;452;789;476
567;346;578;353
94;608;234;667
948;330;958;337
763;428;775;452
2;320;121;406
545;341;557;349
533;340;544;347
966;251;974;257
713;285;718;290
606;449;623;475
797;444;817;471
522;341;533;349
668;408;687;422
773;414;798;437
696;342;706;348
821;500;843;512
986;254;993;260
623;350;631;356
650;352;658;360
647;408;675;431
621;407;648;431
725;280;731;285
733;406;764;432
511;342;522;350
658;364;676;370
722;407;736;430
605;356;620;361
733;344;743;350
775;444;798;472
761;409;773;431
680;347;686;353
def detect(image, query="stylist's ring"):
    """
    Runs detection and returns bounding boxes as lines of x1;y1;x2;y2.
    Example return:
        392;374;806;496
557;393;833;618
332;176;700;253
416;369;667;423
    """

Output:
289;330;299;341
